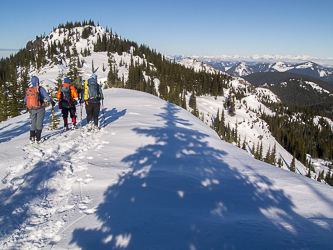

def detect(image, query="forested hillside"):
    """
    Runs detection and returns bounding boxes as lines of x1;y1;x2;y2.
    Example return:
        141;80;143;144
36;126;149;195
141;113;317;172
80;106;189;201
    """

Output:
0;20;232;122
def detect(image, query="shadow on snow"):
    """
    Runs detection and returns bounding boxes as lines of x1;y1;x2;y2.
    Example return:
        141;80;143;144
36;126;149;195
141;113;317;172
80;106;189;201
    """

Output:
69;102;332;249
0;146;81;245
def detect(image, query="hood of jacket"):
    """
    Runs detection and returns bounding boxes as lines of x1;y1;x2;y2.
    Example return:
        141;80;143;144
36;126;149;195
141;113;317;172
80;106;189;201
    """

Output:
31;76;39;87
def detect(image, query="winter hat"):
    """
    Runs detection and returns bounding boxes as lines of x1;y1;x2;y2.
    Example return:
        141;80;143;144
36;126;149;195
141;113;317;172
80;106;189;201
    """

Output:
91;74;97;80
31;76;39;87
64;77;70;84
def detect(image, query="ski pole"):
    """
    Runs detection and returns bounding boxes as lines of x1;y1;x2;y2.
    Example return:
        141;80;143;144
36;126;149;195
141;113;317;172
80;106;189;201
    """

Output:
80;102;82;131
102;99;105;127
51;106;54;138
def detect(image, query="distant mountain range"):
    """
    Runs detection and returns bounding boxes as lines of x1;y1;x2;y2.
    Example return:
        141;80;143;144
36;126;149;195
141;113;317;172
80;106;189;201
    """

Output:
176;57;333;113
170;55;333;84
243;72;333;108
222;61;333;84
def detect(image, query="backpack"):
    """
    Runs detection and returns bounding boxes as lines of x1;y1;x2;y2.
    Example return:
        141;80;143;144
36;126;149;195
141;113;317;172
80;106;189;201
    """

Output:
60;86;73;108
26;86;41;109
86;78;100;101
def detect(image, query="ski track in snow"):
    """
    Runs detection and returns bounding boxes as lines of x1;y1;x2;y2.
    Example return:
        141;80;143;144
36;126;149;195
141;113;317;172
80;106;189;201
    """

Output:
0;128;108;249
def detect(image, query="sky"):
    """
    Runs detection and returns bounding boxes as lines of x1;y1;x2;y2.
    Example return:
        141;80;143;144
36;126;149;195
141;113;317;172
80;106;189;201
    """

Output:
1;0;333;59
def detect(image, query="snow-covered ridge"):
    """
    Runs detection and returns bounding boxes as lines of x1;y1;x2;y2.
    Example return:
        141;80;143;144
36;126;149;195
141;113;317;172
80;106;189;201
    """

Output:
271;61;294;72
23;25;150;92
0;88;333;249
303;80;330;94
178;58;220;74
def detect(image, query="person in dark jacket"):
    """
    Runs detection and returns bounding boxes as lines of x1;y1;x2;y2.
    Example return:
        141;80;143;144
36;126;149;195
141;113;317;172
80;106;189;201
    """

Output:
56;77;79;130
82;74;104;132
24;76;55;144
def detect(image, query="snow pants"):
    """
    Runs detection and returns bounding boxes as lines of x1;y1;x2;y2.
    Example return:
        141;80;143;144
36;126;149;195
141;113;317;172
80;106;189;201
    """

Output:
61;106;77;126
61;106;76;119
29;108;45;141
85;102;100;126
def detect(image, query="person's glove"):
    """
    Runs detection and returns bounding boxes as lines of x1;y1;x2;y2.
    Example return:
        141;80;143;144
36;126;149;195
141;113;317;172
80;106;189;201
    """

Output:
52;101;56;107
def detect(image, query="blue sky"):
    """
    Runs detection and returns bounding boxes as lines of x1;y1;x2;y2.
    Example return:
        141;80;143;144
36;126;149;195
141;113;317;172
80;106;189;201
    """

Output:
1;0;332;59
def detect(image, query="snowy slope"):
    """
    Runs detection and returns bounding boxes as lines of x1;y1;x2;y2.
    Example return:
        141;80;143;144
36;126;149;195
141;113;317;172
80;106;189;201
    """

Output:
0;88;333;249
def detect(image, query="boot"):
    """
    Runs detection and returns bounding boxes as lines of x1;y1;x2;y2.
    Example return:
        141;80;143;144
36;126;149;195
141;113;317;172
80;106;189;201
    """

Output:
64;118;69;131
72;117;76;130
30;130;36;144
94;124;99;132
36;130;42;144
86;121;92;132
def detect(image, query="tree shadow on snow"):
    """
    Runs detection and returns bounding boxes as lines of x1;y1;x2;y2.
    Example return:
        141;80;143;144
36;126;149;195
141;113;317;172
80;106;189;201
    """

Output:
101;108;127;127
78;107;126;128
70;102;333;249
0;107;55;144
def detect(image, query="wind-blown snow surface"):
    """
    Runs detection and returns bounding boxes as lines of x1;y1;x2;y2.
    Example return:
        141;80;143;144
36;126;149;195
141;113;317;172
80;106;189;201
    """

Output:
0;89;333;249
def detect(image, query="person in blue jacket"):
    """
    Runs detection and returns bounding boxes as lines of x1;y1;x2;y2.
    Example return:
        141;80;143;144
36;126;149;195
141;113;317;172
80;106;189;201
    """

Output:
24;76;55;144
82;74;104;132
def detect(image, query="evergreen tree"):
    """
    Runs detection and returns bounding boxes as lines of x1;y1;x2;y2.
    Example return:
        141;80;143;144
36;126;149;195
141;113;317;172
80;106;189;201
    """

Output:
219;109;225;138
255;142;260;159
215;109;220;134
259;142;263;161
264;146;271;164
66;57;82;84
242;136;247;151
48;108;60;130
237;135;241;148
181;89;187;110
277;156;283;168
290;154;296;172
271;143;277;166
324;166;333;186
228;92;236;116
251;142;256;156
225;122;231;142
56;69;63;89
306;168;312;178
189;89;199;117
317;170;325;182
189;88;197;110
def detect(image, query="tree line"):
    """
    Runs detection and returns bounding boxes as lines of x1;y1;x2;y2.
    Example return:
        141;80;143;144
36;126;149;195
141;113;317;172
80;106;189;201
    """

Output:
260;102;333;185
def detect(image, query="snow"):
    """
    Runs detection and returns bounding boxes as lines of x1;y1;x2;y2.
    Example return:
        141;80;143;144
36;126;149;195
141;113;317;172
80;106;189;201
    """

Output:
303;81;330;94
1;88;333;249
272;61;293;72
1;25;333;249
172;54;333;68
296;62;314;70
178;58;219;74
233;62;253;76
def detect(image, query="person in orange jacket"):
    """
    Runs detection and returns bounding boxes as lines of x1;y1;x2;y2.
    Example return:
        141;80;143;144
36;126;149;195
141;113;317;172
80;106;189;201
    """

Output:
56;77;78;130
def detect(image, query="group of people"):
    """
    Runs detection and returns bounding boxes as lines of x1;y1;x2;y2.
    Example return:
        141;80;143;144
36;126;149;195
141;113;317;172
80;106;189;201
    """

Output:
24;74;104;144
